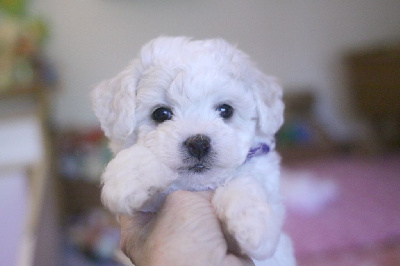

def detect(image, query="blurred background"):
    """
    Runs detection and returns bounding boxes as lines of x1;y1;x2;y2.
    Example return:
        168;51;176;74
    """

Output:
1;0;399;265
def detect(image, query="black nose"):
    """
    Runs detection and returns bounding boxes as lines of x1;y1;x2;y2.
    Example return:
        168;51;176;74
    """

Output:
184;134;211;160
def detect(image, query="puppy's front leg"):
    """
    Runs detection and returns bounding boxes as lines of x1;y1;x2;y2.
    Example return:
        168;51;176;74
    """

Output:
101;144;178;214
212;177;285;260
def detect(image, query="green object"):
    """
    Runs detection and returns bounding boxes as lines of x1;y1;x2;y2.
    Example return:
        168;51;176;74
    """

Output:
0;0;27;16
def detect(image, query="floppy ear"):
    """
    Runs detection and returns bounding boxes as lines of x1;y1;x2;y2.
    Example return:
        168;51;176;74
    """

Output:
91;62;140;153
251;71;285;138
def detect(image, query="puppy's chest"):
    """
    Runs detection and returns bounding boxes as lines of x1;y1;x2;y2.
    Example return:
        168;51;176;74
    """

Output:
141;157;269;212
140;171;233;212
169;152;270;192
170;169;235;192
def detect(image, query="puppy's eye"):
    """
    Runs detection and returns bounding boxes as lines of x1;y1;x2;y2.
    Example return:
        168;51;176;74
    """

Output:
152;107;173;123
216;104;234;119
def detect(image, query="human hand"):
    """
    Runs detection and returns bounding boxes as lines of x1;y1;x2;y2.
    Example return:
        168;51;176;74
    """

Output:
119;190;254;266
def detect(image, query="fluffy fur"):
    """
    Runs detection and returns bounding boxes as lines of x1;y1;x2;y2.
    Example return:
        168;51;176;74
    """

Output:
91;37;295;265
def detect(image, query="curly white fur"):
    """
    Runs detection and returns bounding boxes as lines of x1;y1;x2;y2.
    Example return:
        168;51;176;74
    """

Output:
91;37;295;265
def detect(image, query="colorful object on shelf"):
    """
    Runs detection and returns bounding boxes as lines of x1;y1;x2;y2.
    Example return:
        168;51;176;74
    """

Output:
67;208;120;262
0;0;27;16
58;129;112;182
0;1;49;92
277;119;314;148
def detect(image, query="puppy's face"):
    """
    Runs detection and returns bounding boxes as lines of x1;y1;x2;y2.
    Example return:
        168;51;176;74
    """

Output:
92;37;284;186
133;65;257;185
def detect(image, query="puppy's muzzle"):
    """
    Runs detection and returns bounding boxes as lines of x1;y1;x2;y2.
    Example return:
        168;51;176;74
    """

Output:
184;134;211;160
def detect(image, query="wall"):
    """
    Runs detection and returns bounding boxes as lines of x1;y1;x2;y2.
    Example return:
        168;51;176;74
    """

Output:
31;0;400;140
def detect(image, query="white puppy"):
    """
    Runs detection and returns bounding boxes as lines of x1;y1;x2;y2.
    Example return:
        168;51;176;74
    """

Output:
91;37;295;265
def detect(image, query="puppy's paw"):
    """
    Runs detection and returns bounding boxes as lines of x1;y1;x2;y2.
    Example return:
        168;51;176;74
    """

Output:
213;178;284;260
228;204;276;259
101;144;177;214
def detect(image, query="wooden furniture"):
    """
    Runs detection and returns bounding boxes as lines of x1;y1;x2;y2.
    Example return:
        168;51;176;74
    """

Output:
277;91;339;162
55;129;108;220
346;44;400;149
0;84;56;265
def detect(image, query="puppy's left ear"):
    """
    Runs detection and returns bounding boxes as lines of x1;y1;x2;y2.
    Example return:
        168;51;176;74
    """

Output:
251;71;284;137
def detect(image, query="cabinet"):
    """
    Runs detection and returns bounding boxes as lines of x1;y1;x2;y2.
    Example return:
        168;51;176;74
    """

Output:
346;44;400;149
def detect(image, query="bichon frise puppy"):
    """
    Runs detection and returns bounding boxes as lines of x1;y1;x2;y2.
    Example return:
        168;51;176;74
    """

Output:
91;37;295;265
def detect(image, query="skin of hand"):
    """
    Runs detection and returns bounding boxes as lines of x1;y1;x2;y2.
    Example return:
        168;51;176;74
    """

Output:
119;190;254;266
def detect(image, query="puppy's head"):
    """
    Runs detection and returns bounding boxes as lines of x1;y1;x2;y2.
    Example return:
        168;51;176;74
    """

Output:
92;37;284;181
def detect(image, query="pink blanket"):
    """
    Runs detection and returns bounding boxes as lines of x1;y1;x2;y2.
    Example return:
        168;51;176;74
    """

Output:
283;153;400;256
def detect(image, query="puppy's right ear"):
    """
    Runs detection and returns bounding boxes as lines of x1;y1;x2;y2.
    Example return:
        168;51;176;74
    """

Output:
91;63;140;153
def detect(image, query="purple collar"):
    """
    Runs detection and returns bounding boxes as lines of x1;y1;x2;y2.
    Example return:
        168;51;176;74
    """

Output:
245;143;270;162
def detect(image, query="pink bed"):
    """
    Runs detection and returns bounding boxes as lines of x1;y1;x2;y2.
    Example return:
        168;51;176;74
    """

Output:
283;153;400;265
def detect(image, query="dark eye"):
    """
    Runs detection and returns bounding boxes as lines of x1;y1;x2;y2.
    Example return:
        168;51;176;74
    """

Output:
152;107;173;123
216;104;234;119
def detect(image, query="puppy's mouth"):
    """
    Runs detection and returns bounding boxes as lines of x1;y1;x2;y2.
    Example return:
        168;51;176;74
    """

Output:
178;161;211;174
188;163;210;173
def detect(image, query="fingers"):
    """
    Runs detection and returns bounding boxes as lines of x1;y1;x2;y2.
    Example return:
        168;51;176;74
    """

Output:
223;254;255;266
119;191;213;262
120;212;154;231
119;212;154;242
195;190;214;201
119;212;154;263
163;190;214;208
119;191;256;266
